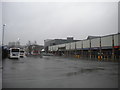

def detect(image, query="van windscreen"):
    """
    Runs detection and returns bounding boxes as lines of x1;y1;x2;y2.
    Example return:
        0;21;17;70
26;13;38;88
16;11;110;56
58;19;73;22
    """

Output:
12;49;19;52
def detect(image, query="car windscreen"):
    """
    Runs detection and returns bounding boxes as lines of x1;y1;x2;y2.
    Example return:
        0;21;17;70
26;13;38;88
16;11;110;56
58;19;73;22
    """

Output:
12;49;19;52
20;51;24;53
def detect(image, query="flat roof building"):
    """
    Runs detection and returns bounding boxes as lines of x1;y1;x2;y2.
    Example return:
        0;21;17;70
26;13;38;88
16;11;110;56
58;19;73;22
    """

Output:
44;37;79;53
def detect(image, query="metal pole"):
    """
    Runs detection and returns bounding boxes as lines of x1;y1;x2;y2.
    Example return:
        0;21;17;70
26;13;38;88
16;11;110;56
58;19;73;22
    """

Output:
2;24;6;46
112;35;114;61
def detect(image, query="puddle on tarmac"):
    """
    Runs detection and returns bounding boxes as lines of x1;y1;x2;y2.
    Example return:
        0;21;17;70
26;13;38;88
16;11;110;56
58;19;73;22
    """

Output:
12;62;24;64
10;67;16;70
65;67;105;77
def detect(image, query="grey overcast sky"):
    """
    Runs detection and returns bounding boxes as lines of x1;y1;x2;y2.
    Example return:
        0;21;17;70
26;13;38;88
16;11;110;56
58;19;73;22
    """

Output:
1;1;118;45
0;2;1;25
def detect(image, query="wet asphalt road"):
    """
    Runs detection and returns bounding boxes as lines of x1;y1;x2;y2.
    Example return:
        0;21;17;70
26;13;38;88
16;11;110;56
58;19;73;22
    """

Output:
0;51;2;89
0;62;2;89
2;56;118;88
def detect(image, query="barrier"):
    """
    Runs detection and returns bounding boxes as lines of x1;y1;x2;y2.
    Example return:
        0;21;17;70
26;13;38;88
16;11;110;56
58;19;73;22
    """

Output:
98;56;102;60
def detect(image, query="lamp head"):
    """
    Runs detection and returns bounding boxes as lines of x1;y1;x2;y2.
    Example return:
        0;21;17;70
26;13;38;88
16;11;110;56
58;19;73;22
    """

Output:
3;24;6;26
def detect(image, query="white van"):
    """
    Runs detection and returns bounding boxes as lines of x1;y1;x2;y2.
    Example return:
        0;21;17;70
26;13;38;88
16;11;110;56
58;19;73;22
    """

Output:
9;48;20;59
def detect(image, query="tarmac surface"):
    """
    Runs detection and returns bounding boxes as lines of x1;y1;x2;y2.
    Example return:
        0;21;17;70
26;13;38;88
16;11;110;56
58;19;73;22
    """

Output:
2;56;118;88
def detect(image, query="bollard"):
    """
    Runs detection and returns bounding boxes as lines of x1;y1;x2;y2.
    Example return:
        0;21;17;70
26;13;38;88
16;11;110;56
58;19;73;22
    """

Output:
98;56;102;61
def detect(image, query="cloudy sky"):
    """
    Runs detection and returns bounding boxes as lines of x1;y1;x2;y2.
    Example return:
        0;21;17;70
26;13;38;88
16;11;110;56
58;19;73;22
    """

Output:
0;2;2;45
1;0;118;45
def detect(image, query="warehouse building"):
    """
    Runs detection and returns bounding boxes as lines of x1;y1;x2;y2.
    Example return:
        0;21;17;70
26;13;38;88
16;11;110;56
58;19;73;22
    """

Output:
25;44;43;55
48;33;120;61
44;37;80;53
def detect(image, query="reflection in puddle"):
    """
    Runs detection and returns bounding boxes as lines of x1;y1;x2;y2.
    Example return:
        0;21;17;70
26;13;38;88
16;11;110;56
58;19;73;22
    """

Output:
11;67;16;70
44;57;50;60
12;62;24;64
110;72;118;76
65;67;105;77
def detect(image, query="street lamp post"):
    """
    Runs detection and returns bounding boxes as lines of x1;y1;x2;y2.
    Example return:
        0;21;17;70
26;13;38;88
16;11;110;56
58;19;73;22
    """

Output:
2;24;6;46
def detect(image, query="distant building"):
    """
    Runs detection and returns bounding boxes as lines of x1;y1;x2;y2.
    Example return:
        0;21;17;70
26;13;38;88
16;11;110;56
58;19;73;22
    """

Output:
26;45;43;55
8;42;16;47
8;41;21;48
44;37;79;53
87;36;101;40
16;41;20;47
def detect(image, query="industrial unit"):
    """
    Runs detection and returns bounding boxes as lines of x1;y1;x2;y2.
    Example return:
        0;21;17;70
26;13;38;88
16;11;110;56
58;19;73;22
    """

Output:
44;37;79;53
48;33;120;61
